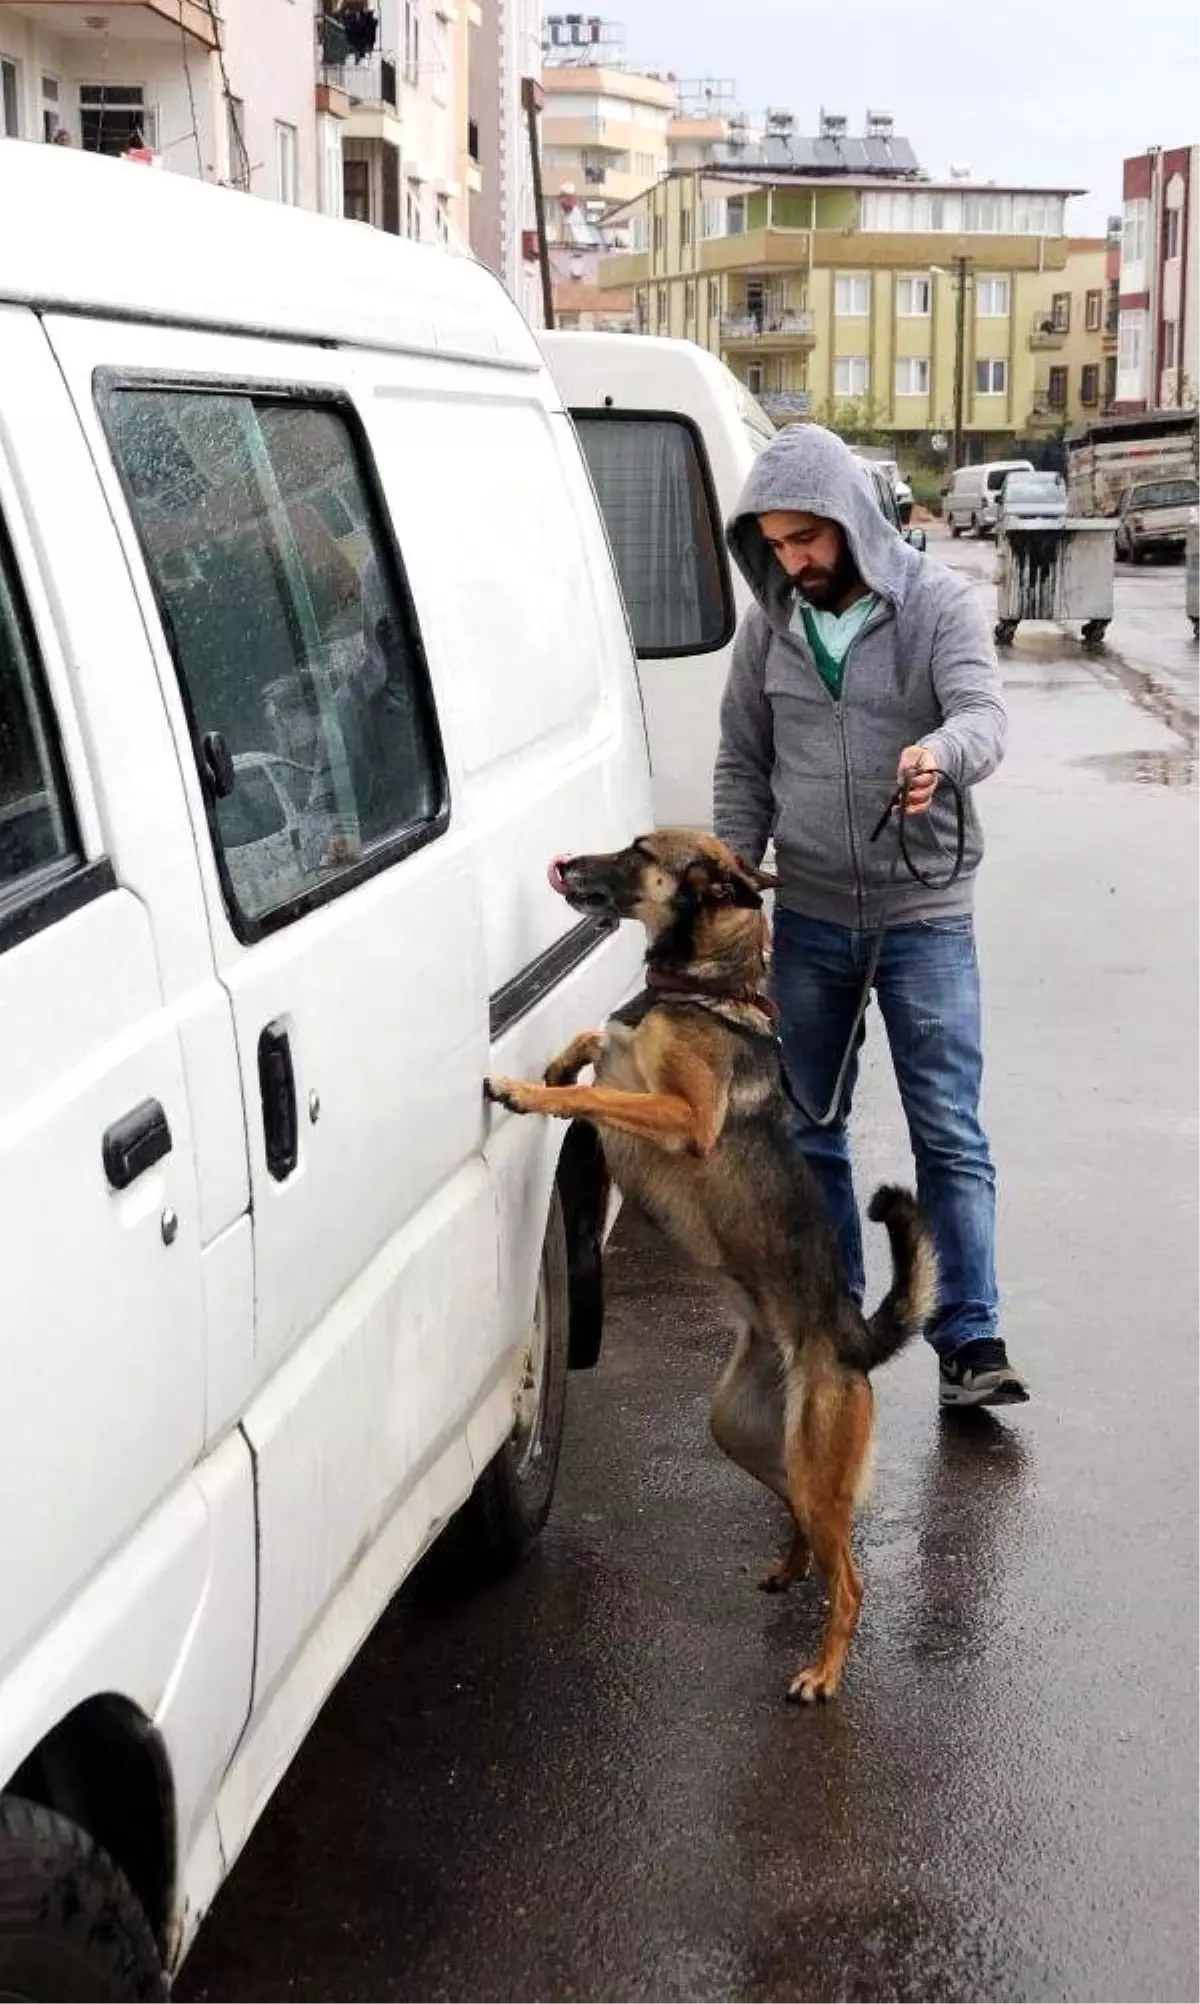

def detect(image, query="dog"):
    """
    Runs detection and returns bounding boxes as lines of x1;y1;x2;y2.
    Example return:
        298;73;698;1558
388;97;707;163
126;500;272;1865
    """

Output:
485;831;937;1702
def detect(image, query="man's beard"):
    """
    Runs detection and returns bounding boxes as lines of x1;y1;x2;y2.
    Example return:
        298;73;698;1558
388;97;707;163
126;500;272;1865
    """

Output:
796;540;861;610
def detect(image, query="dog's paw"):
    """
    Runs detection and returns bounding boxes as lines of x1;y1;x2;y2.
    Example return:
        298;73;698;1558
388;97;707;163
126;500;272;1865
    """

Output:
786;1661;840;1705
484;1075;529;1113
757;1561;796;1595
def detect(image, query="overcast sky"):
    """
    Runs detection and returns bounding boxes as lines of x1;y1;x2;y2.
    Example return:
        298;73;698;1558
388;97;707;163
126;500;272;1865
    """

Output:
623;0;1199;233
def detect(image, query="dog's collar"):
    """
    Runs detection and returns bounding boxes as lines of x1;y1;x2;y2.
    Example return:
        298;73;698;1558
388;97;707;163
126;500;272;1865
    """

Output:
645;967;779;1027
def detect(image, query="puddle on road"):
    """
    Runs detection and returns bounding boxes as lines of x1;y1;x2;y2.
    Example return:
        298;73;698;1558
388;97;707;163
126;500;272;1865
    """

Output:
1071;748;1197;787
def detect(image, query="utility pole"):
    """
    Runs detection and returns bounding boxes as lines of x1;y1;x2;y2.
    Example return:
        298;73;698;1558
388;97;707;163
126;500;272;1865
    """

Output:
522;76;555;330
951;254;968;470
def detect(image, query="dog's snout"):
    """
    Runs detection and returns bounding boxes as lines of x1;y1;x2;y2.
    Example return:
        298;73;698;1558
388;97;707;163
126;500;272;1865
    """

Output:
548;855;573;896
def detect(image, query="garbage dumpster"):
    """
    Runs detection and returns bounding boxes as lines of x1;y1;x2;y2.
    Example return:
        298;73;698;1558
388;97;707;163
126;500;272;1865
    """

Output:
994;519;1118;649
1187;511;1198;637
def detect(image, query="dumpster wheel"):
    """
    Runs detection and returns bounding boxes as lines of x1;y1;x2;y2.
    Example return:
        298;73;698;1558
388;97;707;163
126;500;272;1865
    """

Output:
1081;619;1109;649
994;620;1019;647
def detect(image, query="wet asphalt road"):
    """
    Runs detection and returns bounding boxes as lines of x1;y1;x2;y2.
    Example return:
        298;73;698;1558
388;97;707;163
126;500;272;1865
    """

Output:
180;539;1198;2004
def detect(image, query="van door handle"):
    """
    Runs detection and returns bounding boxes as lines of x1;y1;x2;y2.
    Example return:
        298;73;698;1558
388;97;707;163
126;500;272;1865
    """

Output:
258;1025;298;1181
103;1098;172;1190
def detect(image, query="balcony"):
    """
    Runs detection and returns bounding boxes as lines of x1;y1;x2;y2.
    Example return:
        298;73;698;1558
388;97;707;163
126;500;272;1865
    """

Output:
759;390;813;421
721;310;815;351
320;54;401;145
1029;310;1069;350
13;1;222;46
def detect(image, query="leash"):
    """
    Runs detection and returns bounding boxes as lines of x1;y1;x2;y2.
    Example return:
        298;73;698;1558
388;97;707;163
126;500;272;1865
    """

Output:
782;770;968;1130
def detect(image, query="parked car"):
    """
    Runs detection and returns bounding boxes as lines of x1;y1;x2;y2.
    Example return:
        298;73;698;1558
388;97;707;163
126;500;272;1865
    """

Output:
944;459;1036;538
1114;477;1200;562
999;470;1068;527
0;142;709;1999
856;455;926;549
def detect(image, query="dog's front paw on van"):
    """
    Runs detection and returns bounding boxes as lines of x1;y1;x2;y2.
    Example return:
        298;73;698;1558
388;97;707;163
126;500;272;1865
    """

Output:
484;1075;531;1113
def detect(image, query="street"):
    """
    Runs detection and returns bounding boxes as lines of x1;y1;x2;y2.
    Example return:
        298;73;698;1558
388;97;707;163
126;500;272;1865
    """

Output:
180;536;1198;2004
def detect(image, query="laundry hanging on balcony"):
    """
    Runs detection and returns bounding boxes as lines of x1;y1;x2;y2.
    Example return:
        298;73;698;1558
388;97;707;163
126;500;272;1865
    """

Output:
340;5;379;61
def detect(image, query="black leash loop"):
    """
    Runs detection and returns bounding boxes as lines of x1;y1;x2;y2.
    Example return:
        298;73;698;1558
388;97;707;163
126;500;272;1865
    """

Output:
782;770;968;1130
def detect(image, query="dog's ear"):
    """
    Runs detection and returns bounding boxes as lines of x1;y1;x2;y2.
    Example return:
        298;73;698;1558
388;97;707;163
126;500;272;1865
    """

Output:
681;859;763;910
734;852;780;891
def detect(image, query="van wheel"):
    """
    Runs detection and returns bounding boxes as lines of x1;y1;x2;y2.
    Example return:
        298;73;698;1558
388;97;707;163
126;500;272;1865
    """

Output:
971;514;983;538
0;1797;166;2002
424;1190;570;1588
950;519;963;539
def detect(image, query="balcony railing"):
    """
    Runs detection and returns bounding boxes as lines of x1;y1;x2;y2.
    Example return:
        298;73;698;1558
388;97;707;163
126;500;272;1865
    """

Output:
1029;310;1069;348
759;390;813;418
320;55;398;110
722;311;814;342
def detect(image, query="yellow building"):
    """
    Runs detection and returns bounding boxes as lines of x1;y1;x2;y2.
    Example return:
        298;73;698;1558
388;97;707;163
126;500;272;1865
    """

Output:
601;171;1108;447
540;65;676;214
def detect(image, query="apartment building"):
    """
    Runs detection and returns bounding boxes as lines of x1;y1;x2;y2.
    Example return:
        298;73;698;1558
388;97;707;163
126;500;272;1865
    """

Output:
1113;143;1198;411
602;156;1108;450
539;23;674;219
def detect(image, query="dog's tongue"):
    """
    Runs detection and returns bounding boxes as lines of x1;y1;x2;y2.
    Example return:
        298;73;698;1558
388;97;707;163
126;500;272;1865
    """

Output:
548;855;571;896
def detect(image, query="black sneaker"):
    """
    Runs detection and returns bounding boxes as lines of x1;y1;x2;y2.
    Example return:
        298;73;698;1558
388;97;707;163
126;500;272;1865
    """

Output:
938;1338;1029;1408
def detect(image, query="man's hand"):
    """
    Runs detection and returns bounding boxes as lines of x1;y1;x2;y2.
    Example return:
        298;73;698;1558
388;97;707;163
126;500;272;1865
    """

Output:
897;745;940;815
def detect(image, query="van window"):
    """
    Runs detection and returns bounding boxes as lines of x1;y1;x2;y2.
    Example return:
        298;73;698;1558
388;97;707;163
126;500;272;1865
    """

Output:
104;389;446;937
571;414;734;658
0;523;81;920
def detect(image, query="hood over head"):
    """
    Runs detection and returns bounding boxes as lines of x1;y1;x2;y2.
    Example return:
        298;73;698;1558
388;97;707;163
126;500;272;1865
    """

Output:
727;424;912;628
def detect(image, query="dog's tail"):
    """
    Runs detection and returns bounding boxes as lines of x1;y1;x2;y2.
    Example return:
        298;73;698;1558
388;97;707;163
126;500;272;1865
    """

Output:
842;1185;938;1374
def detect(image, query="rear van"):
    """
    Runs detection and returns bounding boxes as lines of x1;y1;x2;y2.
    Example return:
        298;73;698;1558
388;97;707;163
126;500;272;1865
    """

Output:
945;458;1035;538
539;332;774;827
0;143;652;1997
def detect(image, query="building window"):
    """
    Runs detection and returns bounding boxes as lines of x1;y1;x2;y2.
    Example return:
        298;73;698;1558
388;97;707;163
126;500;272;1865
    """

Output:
975;357;1007;395
652;213;664;254
1051;292;1071;332
467;117;479;163
726;196;746;236
680;207;692;249
80;83;157;156
630;214;649;252
41;72;60;142
701;197;725;239
1103;355;1117;406
1163;319;1178;368
684;280;696;322
1085;289;1103;332
1118;310;1144;373
834;356;870;397
344;157;371;223
1081;364;1099;406
275;121;298;204
403;0;421;86
1122;198;1148;267
635;290;648;333
707;278;720;318
896;275;931;317
894;357;930;396
1165;206;1181;260
835;273;871;317
1;57;19;139
436;192;450;244
405;178;422;238
432;11;449;103
746;362;765;395
656;284;668;329
1047;365;1068;408
1105;278;1119;334
976;276;1011;318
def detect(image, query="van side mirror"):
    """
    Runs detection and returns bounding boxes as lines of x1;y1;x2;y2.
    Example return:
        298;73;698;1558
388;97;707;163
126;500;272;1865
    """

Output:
905;527;927;553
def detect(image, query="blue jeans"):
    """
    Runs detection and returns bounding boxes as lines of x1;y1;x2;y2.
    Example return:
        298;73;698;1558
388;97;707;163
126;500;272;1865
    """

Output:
771;908;998;1360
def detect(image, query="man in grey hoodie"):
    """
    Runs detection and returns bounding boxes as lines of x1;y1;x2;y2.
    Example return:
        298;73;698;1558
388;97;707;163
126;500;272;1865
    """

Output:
714;424;1027;1408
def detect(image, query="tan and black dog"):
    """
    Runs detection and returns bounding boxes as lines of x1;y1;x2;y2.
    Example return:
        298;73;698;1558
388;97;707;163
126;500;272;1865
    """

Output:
486;831;937;1703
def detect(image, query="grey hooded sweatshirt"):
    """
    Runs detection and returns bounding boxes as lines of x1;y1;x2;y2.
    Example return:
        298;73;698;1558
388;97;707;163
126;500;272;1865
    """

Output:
714;425;1006;929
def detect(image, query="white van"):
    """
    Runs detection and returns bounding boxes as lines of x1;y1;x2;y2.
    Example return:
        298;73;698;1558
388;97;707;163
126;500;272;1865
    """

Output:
944;458;1035;538
539;332;774;827
0;144;666;1997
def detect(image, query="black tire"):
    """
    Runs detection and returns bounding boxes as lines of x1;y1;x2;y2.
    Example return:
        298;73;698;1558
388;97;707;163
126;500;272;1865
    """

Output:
1130;543;1144;565
0;1796;166;2002
421;1189;570;1589
949;519;963;540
